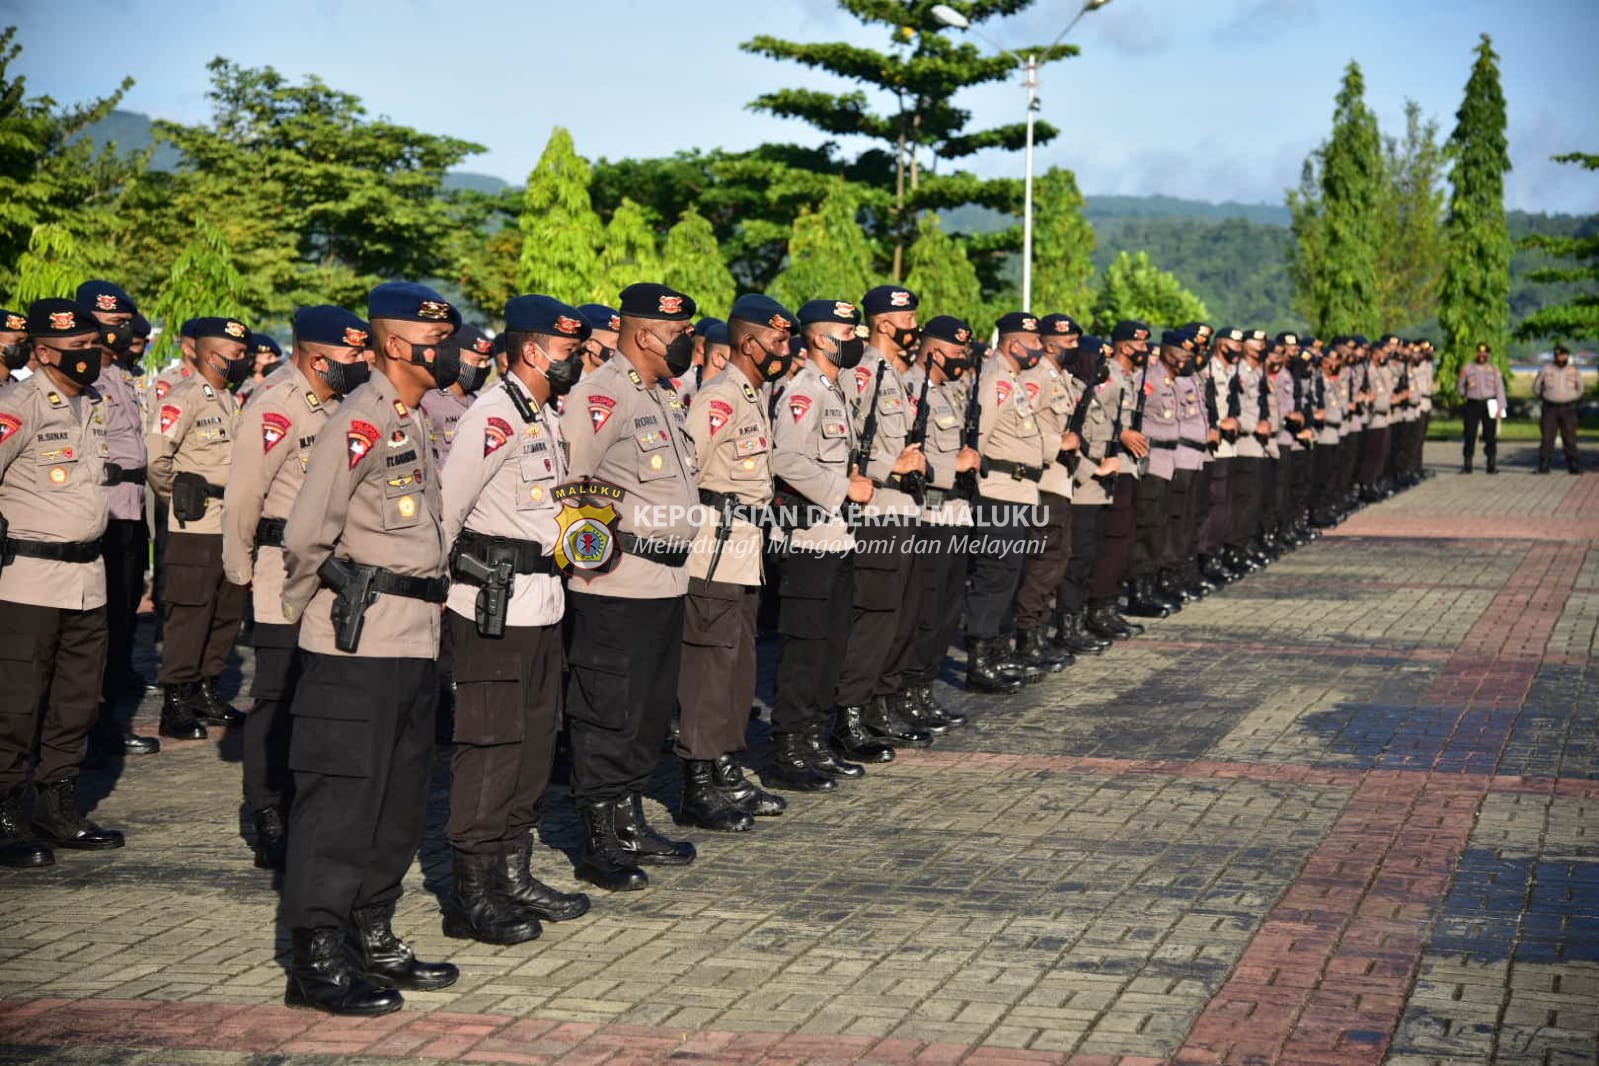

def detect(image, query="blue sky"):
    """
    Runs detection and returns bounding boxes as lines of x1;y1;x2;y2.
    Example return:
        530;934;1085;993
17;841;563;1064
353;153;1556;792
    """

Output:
7;0;1598;213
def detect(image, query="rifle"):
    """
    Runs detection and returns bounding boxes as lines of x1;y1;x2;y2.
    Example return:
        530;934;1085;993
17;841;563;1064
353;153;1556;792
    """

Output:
1224;364;1242;442
1394;360;1411;410
1255;365;1272;440
953;351;987;501
898;365;933;505
1062;376;1093;476
846;361;887;524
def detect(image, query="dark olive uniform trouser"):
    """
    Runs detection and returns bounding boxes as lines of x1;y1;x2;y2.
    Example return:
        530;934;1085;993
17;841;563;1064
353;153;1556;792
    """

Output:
910;521;969;684
280;653;437;930
0;602;107;791
1229;456;1263;550
1462;399;1499;466
837;521;918;705
100;518;148;696
1014;491;1072;630
159;532;246;685
1161;469;1198;571
676;578;760;762
772;548;853;736
1358;425;1391;485
964;499;1033;641
1199;458;1232;556
1090;474;1138;606
1131;474;1171;579
448;613;563;855
1062;503;1105;612
244;622;301;812
1540;402;1579;466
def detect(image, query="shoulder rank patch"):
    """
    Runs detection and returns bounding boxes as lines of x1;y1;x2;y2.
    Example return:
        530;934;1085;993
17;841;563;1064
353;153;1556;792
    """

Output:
393;400;408;418
347;419;379;468
0;413;20;445
740;382;759;405
47;391;64;408
788;395;813;422
305;391;322;410
159;404;182;435
201;383;216;400
484;416;513;456
707;399;734;437
626;368;644;389
260;411;291;453
588;394;616;433
995;380;1013;406
1143;381;1156;396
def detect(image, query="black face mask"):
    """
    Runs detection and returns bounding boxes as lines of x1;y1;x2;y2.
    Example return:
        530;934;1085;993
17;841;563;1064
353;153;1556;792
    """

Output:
220;354;251;387
318;357;370;396
1014;343;1045;371
937;353;970;381
1;342;28;371
893;326;921;351
662;332;695;377
540;348;583;398
831;335;865;370
403;338;460;389
457;362;491;394
51;345;103;388
749;340;792;382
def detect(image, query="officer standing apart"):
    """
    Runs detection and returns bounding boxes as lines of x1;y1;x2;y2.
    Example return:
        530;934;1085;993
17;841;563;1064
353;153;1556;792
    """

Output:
277;282;461;1016
221;306;370;870
0;299;125;868
1458;343;1506;474
676;295;796;833
559;283;700;892
1533;344;1584;474
146;317;252;739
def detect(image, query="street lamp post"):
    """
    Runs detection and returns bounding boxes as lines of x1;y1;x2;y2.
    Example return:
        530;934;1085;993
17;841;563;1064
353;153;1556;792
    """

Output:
932;1;1114;313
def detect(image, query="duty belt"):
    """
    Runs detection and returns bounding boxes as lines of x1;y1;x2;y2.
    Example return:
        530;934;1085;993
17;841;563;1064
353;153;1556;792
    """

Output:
923;487;952;508
985;459;1044;482
698;488;770;529
1148;440;1178;450
770;479;833;533
453;529;555;576
256;517;287;547
616;531;690;568
1177;438;1208;450
316;559;447;602
104;464;147;486
2;537;104;564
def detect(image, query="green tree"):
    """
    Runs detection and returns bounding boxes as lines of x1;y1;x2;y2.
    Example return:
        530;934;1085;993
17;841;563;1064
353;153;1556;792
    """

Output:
592;198;660;303
450;186;522;323
1375;101;1447;332
769;183;878;310
1313;62;1383;336
1090;251;1209;334
146;220;245;369
1438;34;1514;401
1286;157;1325;327
742;1;1069;279
518;127;603;304
1030;167;1096;321
11;224;101;305
662;208;736;320
1514;152;1599;344
904;212;985;328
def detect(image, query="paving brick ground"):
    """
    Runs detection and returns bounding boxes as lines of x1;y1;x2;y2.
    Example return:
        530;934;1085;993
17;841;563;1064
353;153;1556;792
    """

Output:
1;441;1595;1066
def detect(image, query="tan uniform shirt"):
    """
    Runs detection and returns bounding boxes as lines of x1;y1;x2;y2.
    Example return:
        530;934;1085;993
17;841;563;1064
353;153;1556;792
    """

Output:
922;373;974;526
977;353;1047;506
146;361;196;428
441;374;566;628
1072;371;1118;506
560;356;699;600
1021;359;1075;500
420;387;472;466
281;372;445;659
1459;362;1506;407
0;375;108;609
843;349;918;518
147;373;237;535
1415;360;1434;413
770;364;855;552
1534;362;1584;405
222;367;333;626
1317;371;1347;446
684;369;771;587
1210;360;1239;461
1234;360;1271;459
97;363;148;522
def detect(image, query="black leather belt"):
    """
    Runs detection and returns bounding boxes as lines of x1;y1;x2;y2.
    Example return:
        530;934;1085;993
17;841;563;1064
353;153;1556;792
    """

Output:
1177;438;1207;450
986;459;1043;482
616;531;690;568
1148;441;1178;450
204;482;226;499
3;537;104;564
104;464;147;486
316;559;447;602
699;488;770;528
256;517;287;547
454;529;555;576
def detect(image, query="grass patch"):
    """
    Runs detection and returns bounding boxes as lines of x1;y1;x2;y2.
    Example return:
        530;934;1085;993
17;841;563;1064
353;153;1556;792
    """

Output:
1426;417;1599;441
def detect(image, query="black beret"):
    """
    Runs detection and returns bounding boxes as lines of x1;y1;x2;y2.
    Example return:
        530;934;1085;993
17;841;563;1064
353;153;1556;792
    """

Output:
27;298;103;337
293;305;370;349
729;293;797;333
1;309;26;333
578;303;621;334
695;316;724;335
190;317;252;345
701;321;730;346
1352;334;1370;347
1215;327;1243;342
1275;331;1301;347
1183;321;1213;336
1378;333;1401;345
1553;343;1570;355
368;282;461;329
1039;313;1081;336
922;315;974;345
797;299;861;327
75;280;137;316
450;324;499;358
1078;335;1110;356
1110;320;1151;343
505;295;591;340
861;285;918;316
254;335;283;359
995;311;1041;335
1241;329;1268;343
130;313;151;338
970;340;990;361
618;283;696;321
1161;328;1193;349
180;318;199;339
492;333;506;356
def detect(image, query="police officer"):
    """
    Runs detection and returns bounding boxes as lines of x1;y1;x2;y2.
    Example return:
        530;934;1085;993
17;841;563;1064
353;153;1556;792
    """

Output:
236;335;285;404
574;303;619;378
1227;329;1272;568
1061;336;1122;645
1166;329;1212;600
147;317;252;738
0;309;29;391
1041;316;1110;652
1126;330;1184;618
1196;329;1240;584
1310;343;1348;528
678;315;725;408
676;295;794;832
420;325;495;465
1086;321;1151;638
277;282;461;1016
1533;344;1583;474
75;281;158;755
0;298;125;867
1458;343;1506;474
222;306;370;869
559;282;700;892
440;294;592;942
1356;335;1394;500
769;299;886;787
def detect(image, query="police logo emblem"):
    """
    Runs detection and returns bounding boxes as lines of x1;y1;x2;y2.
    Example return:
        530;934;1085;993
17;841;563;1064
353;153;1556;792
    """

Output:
551;481;626;581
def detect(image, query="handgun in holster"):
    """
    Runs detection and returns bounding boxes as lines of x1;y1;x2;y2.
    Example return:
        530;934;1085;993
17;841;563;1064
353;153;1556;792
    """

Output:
449;540;515;639
319;558;380;654
171;471;210;527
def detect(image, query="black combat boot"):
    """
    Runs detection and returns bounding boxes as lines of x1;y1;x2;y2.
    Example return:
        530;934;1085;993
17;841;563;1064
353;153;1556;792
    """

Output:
499;835;590;922
714;753;790;812
574;799;647;891
765;733;837;792
285;928;403;1016
911;683;966;729
1535;458;1550;474
829;706;896;763
31;778;123;850
1054;609;1110;655
1156;570;1192;605
442;853;542;945
1125;576;1172;619
862;694;934;745
1460;455;1473;473
1569;459;1582;475
0;785;52;869
159;683;207;740
617;793;697;864
1486;452;1497;475
804;724;866;778
966;638;1021;693
1084;604;1129;640
352;901;462;986
1017;628;1072;673
1199;554;1232;586
251;806;288;870
895;686;951;736
677;760;755;833
197;678;245;726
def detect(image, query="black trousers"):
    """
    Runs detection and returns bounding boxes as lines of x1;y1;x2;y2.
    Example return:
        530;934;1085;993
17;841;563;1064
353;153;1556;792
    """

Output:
1199;458;1232;556
677;579;760;761
448;613;562;855
964;499;1034;640
837;521;917;705
911;523;969;684
1311;442;1340;519
1015;492;1072;629
1062;504;1105;613
1337;431;1362;497
1290;448;1313;520
159;532;246;685
1462;400;1497;463
100;518;148;696
1131;475;1170;579
281;653;437;930
1540;402;1579;464
565;593;683;803
772;548;854;736
1161;469;1197;571
1091;474;1138;605
1358;425;1391;485
244;622;301;812
1229;457;1263;549
0;602;107;791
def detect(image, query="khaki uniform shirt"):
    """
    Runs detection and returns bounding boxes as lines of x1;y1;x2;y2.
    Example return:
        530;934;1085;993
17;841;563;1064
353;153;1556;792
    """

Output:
441;374;566;629
1174;373;1209;471
771;365;855;552
1143;369;1181;481
1459;362;1506;407
976;353;1047;505
1317;371;1346;446
843;349;918;519
1021;359;1075;500
222;367;333;626
0;375;108;610
420;386;472;466
1367;362;1393;430
1103;361;1145;481
903;367;973;526
281;371;445;659
1534;362;1584;405
1234;360;1271;459
1071;371;1118;506
98;363;148;522
684;369;771;587
147;373;237;535
1274;370;1309;450
560;356;699;600
1209;360;1239;461
1415;360;1434;413
146;361;196;428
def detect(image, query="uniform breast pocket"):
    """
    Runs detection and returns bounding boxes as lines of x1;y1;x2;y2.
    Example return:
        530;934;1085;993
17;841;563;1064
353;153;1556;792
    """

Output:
516;452;556;511
635;431;673;482
817;420;850;463
381;474;424;530
36;446;80;490
728;436;769;481
931;424;961;456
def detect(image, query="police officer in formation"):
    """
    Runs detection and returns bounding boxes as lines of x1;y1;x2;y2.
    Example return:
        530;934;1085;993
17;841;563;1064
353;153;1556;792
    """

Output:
1533;344;1584;475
